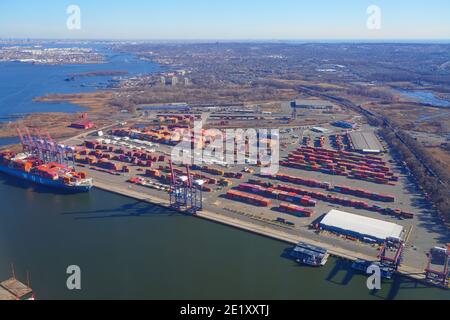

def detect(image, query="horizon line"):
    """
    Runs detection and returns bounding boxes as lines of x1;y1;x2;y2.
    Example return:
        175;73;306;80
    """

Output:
1;37;450;44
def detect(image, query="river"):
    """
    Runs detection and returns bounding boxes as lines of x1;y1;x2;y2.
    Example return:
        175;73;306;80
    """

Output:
394;89;450;108
0;44;162;121
0;174;448;300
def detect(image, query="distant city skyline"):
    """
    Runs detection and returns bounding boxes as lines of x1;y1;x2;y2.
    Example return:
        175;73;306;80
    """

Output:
0;0;449;40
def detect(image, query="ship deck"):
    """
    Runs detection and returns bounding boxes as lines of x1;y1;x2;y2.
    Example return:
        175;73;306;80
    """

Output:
0;286;16;300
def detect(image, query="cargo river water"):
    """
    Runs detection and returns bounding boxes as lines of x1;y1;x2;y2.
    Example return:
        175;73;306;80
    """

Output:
0;44;162;121
0;175;448;300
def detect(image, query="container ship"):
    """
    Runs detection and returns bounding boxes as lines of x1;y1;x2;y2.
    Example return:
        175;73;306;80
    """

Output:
0;151;93;192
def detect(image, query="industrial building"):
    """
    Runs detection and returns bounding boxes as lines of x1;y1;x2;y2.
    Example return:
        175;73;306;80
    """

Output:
311;127;329;134
320;209;404;243
141;104;190;112
291;99;334;110
348;131;384;154
332;121;354;129
70;121;94;130
70;113;94;130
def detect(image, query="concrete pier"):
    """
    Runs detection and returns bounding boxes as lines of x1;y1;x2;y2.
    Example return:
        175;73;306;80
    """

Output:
93;181;431;284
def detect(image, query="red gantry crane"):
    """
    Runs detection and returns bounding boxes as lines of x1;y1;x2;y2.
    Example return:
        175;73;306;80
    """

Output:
425;247;449;288
168;159;185;209
14;125;75;167
379;237;404;270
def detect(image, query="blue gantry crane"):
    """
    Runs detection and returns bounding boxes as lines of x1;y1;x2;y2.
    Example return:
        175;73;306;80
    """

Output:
168;160;203;214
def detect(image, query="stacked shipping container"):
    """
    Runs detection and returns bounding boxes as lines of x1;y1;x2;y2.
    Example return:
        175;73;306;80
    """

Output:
281;146;398;184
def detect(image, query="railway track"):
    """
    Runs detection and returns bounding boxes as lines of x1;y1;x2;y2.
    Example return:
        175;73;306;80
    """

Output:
295;85;446;185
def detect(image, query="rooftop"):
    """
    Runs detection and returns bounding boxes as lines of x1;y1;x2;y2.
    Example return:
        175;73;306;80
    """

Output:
320;209;404;242
348;131;384;153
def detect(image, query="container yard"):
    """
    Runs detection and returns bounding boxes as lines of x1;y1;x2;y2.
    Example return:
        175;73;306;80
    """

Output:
57;115;449;286
226;189;272;207
278;203;314;218
281;145;398;185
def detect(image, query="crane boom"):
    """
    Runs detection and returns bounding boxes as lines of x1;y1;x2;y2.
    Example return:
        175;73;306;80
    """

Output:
185;164;192;188
15;126;26;148
168;160;176;185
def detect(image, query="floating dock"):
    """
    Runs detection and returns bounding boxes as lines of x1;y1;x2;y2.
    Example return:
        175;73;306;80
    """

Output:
0;278;33;300
290;242;329;267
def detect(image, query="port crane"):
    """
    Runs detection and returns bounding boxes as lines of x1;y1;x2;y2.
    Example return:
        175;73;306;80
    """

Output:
168;159;185;209
168;160;203;214
33;129;54;164
379;237;404;271
15;127;30;153
184;164;203;214
15;125;75;166
290;101;297;120
44;132;75;167
24;127;43;161
425;247;449;288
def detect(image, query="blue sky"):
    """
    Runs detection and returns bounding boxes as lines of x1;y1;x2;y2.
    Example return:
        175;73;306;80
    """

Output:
0;0;449;40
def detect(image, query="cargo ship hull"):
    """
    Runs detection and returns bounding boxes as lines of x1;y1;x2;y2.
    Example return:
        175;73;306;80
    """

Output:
0;165;92;193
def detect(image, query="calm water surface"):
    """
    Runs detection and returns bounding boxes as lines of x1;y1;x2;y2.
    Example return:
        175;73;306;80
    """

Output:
0;45;162;121
395;89;450;108
0;174;448;300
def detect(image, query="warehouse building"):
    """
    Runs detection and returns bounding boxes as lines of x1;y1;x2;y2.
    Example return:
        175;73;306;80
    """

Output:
291;99;334;110
320;209;404;244
348;131;384;154
311;127;329;134
70;120;94;130
70;113;94;130
141;104;190;111
332;121;355;129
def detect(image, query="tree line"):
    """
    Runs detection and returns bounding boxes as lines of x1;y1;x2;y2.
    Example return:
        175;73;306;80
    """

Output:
379;127;450;225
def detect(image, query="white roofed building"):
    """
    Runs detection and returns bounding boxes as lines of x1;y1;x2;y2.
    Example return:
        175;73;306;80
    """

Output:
320;209;404;243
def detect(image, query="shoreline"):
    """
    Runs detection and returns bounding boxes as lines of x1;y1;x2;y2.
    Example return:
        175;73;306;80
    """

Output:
0;91;117;140
92;181;442;288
